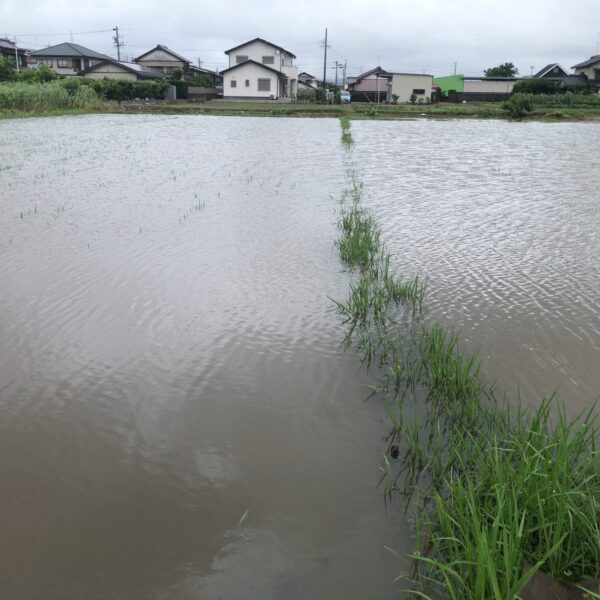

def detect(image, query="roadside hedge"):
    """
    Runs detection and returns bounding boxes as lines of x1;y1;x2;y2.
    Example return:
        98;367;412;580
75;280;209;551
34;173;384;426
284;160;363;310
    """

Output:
80;79;170;101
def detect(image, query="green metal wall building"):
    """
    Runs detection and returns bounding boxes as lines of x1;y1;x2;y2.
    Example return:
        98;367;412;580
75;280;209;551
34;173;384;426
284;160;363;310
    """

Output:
432;74;464;93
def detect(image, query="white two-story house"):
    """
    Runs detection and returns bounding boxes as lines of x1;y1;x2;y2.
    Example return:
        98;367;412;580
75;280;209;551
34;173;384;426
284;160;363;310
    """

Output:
221;38;298;100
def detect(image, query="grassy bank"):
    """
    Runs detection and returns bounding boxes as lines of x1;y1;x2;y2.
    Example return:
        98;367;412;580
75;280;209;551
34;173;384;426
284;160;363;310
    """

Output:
334;118;600;598
123;99;600;121
2;84;600;121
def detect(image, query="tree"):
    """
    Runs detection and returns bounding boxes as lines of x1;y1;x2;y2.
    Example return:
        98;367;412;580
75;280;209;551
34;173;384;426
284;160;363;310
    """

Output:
169;68;183;81
484;62;519;77
0;57;17;82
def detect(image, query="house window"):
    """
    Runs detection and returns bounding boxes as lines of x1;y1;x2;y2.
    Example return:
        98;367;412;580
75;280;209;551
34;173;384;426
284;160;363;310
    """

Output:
230;80;237;88
257;78;271;92
262;56;274;65
236;55;248;64
412;88;425;95
40;58;53;65
245;79;250;87
57;59;71;68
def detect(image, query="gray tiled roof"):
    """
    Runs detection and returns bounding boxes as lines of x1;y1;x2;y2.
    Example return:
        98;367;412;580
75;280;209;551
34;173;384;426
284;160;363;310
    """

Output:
78;59;167;79
572;55;600;69
134;44;191;64
0;38;28;53
31;42;111;60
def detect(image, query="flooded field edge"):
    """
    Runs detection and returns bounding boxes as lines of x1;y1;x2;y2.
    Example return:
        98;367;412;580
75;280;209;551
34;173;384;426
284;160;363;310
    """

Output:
332;117;600;598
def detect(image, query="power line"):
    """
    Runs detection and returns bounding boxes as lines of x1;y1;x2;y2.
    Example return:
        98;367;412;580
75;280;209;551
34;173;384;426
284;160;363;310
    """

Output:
5;29;112;37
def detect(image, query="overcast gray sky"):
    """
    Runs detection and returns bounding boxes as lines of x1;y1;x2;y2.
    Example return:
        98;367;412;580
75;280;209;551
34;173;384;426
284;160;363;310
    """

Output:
2;0;599;78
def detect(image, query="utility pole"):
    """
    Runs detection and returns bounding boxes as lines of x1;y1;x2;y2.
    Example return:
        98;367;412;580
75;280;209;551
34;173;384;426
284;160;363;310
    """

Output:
113;26;123;61
530;65;534;77
342;60;347;90
13;37;19;72
454;62;457;75
321;28;329;89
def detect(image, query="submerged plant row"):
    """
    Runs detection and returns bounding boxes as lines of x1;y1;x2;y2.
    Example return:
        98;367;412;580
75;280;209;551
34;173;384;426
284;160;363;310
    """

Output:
334;118;600;599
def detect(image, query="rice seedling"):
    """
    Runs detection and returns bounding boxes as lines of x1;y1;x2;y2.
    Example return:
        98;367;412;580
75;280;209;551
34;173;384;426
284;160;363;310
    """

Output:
340;115;353;145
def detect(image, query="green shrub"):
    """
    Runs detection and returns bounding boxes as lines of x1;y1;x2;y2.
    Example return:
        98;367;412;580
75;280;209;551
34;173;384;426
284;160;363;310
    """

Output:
501;93;533;118
512;78;561;95
60;77;81;95
88;79;170;101
18;65;57;83
314;88;326;104
0;57;17;82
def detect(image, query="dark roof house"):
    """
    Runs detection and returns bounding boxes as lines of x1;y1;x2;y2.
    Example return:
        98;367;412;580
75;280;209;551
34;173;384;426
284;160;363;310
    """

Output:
572;55;600;70
533;63;568;78
0;38;29;69
134;45;192;75
346;66;392;99
571;55;600;90
31;42;111;75
78;59;167;80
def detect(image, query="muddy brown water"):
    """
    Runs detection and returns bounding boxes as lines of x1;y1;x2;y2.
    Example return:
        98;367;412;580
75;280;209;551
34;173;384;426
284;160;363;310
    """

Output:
0;115;599;599
0;115;403;600
351;119;600;416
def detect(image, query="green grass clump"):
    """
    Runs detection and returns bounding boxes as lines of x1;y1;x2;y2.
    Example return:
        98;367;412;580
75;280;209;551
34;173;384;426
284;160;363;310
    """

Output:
340;115;353;144
411;401;599;598
336;203;379;268
333;177;426;337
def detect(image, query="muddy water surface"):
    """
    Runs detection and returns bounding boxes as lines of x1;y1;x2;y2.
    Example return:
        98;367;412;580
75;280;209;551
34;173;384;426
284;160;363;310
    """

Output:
352;119;600;415
2;114;600;600
0;115;403;600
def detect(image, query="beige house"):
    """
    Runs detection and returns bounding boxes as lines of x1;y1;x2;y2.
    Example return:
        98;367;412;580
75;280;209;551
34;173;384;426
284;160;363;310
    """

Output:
221;38;298;99
390;73;433;103
346;67;392;102
134;44;191;76
30;42;110;76
79;60;167;81
572;55;600;88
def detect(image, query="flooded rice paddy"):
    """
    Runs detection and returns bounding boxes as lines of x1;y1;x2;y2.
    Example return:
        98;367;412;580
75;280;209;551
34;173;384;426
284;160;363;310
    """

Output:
1;114;599;599
351;119;600;415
